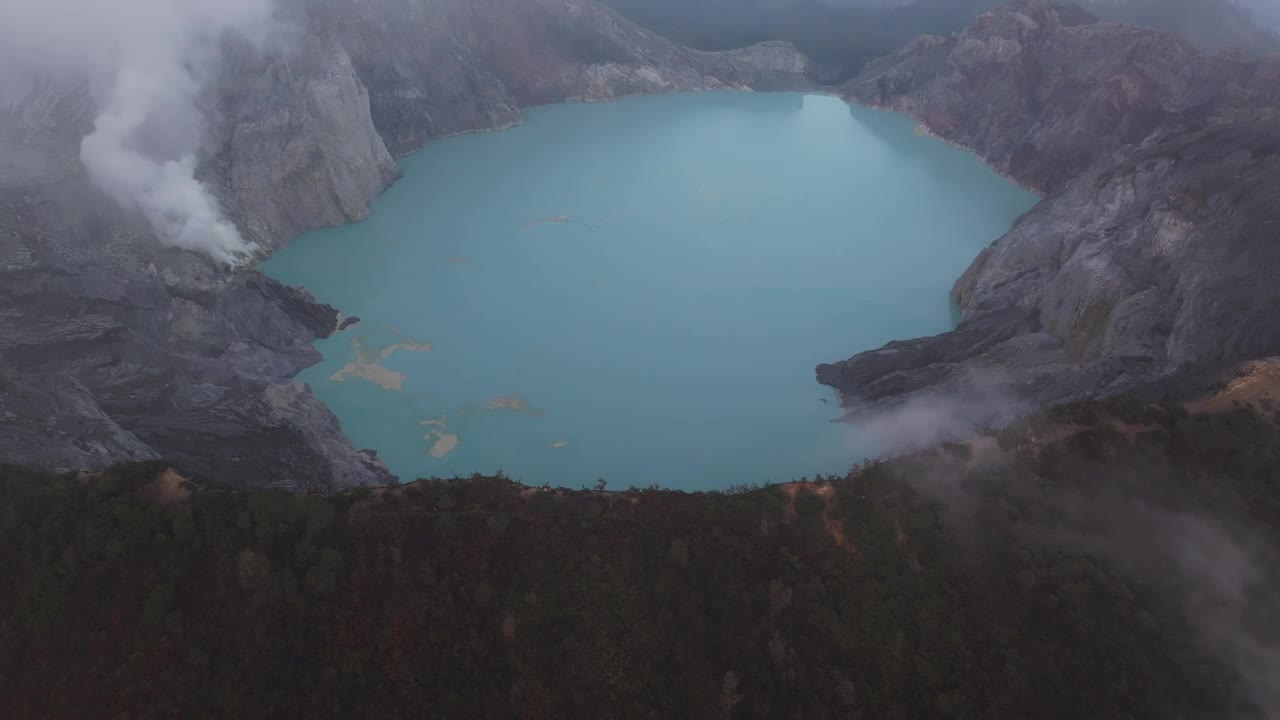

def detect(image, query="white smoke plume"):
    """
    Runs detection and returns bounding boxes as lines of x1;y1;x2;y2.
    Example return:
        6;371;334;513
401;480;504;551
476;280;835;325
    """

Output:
0;0;277;264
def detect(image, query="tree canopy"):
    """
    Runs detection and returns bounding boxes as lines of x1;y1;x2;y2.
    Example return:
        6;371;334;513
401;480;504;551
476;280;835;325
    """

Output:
1;397;1277;719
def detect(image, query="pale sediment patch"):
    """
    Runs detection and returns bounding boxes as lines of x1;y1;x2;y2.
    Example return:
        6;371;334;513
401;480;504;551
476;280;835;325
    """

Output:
418;417;446;428
332;363;406;392
488;394;545;417
382;340;434;355
330;335;433;392
522;214;571;229
426;430;460;458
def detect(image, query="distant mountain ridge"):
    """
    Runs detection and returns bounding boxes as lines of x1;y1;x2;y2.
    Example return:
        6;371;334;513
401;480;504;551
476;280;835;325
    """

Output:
604;0;1278;81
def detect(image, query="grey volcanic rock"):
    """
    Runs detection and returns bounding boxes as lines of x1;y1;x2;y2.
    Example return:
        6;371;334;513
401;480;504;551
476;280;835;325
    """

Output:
0;365;158;473
211;34;403;252
819;0;1280;431
0;0;810;487
0;176;392;489
845;1;1251;192
0;71;94;188
953;128;1280;365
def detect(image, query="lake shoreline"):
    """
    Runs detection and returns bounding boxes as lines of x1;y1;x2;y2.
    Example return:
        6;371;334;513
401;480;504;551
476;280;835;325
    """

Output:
261;90;1035;489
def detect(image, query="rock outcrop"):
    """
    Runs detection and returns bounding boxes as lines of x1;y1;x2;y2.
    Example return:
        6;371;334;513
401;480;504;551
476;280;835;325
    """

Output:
818;0;1280;430
211;33;404;253
0;175;392;489
0;0;811;488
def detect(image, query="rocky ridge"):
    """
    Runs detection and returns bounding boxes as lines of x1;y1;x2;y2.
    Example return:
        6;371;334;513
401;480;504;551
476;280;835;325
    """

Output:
818;0;1280;431
0;0;811;489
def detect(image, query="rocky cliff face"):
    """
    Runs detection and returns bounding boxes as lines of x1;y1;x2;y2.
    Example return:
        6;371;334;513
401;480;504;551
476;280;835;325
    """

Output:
0;0;810;488
211;33;405;253
300;0;811;156
818;0;1280;431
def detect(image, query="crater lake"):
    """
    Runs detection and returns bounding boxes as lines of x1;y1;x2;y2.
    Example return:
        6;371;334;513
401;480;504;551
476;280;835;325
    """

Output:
260;91;1037;490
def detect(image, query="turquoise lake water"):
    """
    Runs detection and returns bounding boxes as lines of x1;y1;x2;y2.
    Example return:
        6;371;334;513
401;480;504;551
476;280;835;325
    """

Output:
260;91;1037;491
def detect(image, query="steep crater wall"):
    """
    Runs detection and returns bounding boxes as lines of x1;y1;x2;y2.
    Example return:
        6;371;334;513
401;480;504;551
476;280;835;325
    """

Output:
817;0;1280;433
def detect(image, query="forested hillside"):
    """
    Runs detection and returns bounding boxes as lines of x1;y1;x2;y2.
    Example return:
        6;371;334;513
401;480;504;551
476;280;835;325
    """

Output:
1;397;1277;719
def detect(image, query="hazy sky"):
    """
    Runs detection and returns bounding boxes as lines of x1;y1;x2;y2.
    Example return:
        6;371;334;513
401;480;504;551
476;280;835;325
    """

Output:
1240;0;1280;30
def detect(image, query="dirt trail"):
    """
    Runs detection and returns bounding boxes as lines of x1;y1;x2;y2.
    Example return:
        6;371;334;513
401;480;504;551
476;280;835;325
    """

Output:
140;468;192;504
1189;358;1280;415
778;482;857;554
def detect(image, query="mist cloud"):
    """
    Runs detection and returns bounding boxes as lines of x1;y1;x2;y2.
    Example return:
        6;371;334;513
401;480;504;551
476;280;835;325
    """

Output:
0;0;278;264
1088;505;1280;719
852;378;1280;715
849;369;1030;454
